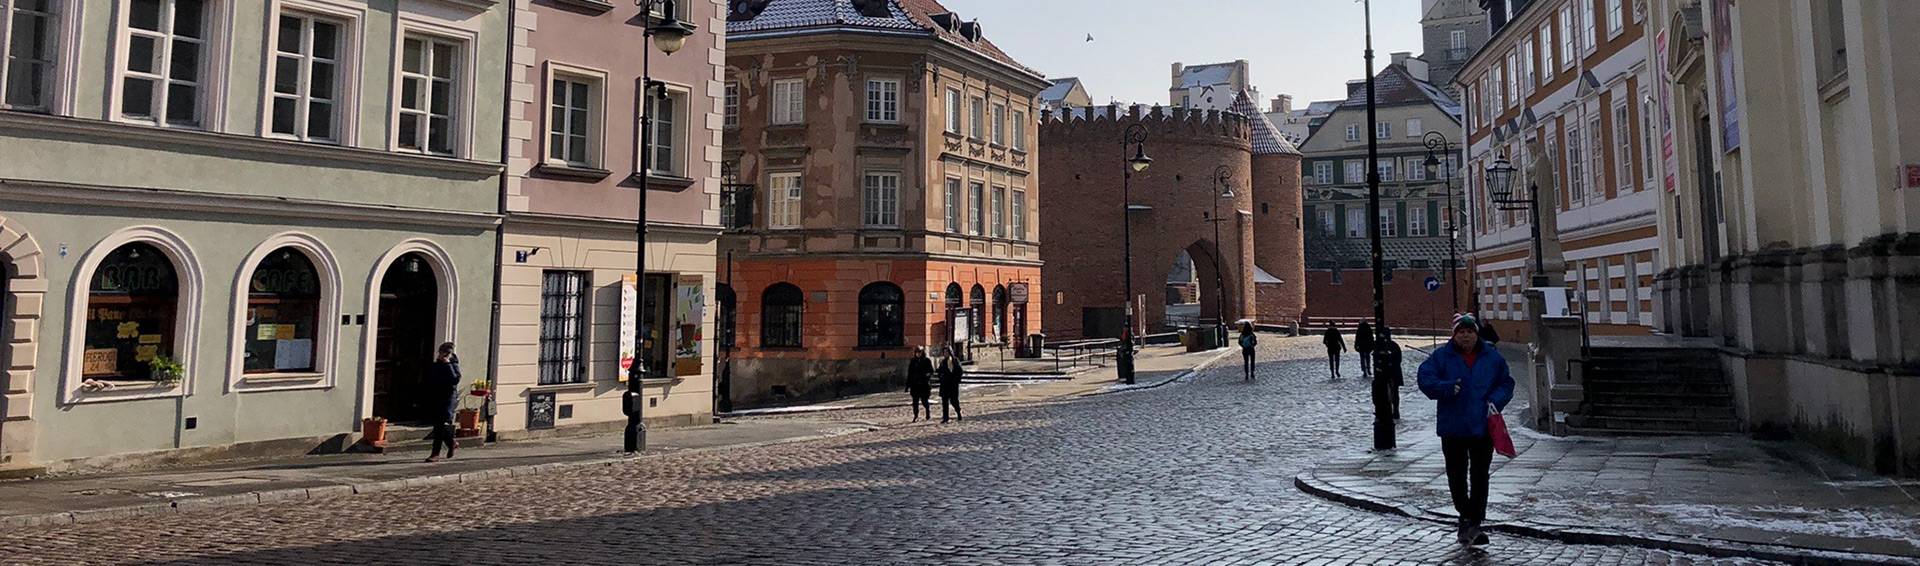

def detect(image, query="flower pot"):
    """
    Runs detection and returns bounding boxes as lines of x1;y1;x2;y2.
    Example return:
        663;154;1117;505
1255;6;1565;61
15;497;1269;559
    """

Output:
360;417;389;447
455;409;482;437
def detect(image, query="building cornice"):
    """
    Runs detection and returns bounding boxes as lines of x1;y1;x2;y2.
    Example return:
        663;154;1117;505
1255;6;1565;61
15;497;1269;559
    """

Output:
504;212;722;237
0;110;504;178
0;178;502;229
731;249;1044;269
729;28;1048;90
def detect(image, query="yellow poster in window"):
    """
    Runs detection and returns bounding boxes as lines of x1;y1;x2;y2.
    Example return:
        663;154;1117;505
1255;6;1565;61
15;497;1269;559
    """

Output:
275;324;296;340
257;324;277;341
138;334;163;345
134;345;159;362
117;321;141;339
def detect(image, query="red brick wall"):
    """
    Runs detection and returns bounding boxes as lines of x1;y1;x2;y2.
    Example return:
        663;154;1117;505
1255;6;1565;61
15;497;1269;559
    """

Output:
1303;269;1464;332
1252;152;1306;321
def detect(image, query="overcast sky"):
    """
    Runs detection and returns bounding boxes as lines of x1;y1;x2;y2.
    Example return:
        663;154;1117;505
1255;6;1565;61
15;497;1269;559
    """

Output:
945;0;1431;107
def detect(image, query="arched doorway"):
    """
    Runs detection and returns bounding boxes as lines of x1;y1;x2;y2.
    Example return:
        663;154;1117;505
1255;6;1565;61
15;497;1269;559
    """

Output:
372;252;439;424
1164;243;1225;332
992;285;1008;342
943;282;963;346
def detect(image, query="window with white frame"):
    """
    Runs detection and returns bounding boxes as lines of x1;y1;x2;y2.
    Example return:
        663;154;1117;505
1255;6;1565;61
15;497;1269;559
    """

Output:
992;103;1006;145
268;12;344;142
1345;208;1364;238
1375;158;1394;182
1640;90;1657;186
862;171;899;227
1405;157;1426;181
1450;29;1465;50
865;78;897;123
1587;114;1605;200
1560;6;1575;67
1313;162;1332;185
1520;39;1534;93
120;0;210;126
1344;160;1364;184
1409;205;1429;236
723;81;738;127
547;74;598;166
944;177;962;233
1538;26;1553;81
991;186;1005;238
644;85;686;176
768;172;802;228
1011;110;1026;150
1504;52;1518;107
1345;124;1359;141
2;0;62;111
396;33;463;155
1613;102;1632;193
968;181;984;235
944;88;961;133
1011;188;1027;240
1566;122;1586;205
772;78;803;125
1582;1;1597;53
1491;65;1505;109
1375;121;1390;139
969;96;984;138
1405;118;1421;138
1606;0;1623;37
1320;208;1335;236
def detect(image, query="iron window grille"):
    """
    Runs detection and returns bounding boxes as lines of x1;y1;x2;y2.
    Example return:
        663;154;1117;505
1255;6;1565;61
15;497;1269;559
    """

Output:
538;270;589;385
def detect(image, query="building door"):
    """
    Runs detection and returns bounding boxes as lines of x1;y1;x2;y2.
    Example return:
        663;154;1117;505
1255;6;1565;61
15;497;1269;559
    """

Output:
1694;114;1722;263
372;253;439;425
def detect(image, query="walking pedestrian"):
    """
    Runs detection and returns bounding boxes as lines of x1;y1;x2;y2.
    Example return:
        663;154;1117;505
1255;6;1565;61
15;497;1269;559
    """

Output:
1322;326;1346;379
1354;321;1375;380
939;350;964;423
1236;321;1258;382
1417;314;1515;547
1375;326;1403;421
1475;314;1502;346
906;346;934;421
424;342;461;463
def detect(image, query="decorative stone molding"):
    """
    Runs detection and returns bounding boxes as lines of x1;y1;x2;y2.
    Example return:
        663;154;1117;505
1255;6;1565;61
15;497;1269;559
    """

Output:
0;215;44;465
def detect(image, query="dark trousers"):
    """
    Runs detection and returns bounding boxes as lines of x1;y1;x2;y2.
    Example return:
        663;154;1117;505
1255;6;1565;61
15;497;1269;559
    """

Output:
1327;349;1342;377
941;393;961;421
1241;350;1255;380
910;391;932;420
1441;435;1494;526
1357;351;1373;378
429;421;457;458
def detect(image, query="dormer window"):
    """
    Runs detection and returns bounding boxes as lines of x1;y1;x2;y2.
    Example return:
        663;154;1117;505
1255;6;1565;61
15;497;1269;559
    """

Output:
959;21;982;42
929;12;958;32
727;0;770;21
850;0;889;18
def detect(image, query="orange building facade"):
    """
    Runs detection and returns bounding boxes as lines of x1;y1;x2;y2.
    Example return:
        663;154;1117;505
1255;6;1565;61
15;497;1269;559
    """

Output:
719;0;1048;408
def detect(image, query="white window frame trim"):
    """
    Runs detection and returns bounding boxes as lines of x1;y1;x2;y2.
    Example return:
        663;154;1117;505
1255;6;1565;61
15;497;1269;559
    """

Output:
862;170;901;228
864;76;899;124
0;0;84;115
771;77;805;125
638;78;691;178
259;0;365;145
226;232;342;393
768;171;803;229
387;16;479;158
107;0;235;130
539;60;609;169
61;226;205;405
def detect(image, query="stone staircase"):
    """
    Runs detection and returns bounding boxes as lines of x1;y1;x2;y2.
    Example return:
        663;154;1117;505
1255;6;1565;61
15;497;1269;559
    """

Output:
1568;346;1741;435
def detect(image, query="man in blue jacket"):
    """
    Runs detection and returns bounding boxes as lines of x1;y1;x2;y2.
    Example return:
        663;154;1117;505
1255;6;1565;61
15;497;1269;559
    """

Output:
1417;314;1515;547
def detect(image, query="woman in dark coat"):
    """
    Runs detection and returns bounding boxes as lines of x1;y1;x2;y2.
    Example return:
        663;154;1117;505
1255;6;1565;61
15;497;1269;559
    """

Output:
906;346;934;421
1237;322;1258;382
1322;326;1345;379
1375;327;1404;420
425;342;461;462
1354;321;1376;380
939;351;963;423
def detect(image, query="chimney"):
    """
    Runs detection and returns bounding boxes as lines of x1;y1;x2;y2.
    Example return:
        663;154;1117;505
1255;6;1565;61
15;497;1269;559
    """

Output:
1270;94;1293;114
1391;51;1412;66
1171;62;1186;91
1234;59;1251;90
1404;57;1431;82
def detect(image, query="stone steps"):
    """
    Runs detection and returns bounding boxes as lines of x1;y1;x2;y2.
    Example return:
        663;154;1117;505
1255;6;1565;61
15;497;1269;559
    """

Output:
1572;347;1741;436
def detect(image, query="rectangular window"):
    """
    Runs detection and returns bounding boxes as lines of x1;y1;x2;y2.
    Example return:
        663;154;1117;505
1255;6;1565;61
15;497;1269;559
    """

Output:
863;172;899;227
1375;121;1390;139
768;172;802;228
645;87;683;175
120;0;209;126
1504;52;1518;107
1346;124;1359;141
1313;162;1333;185
1583;0;1597;53
1;0;60;110
945;88;961;133
1641;91;1657;186
968;181;985;235
1538;25;1554;80
865;78;898;123
1406;118;1421;138
1588;114;1605;200
1520;39;1534;93
1450;29;1465;50
991;186;1006;237
1320;208;1336;237
1566;123;1586;206
1813;0;1847;83
969;96;984;138
771;78;804;125
1345;208;1364;238
1379;209;1397;237
1011;189;1027;240
268;13;342;141
1560;6;1575;67
723;81;738;127
1344;160;1364;184
538;271;589;386
992;103;1006;145
1614;102;1632;193
1491;65;1505;110
396;34;462;154
1012;110;1027;150
1409;205;1429;236
1406;157;1427;181
548;76;595;166
944;177;962;233
1375;159;1395;182
1606;0;1623;37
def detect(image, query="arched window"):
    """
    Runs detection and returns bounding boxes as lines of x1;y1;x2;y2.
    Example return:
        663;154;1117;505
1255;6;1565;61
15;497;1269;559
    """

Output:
761;283;803;348
244;248;321;373
858;282;904;348
969;284;986;341
944;282;963;339
716;283;736;349
84;243;178;382
993;284;1008;341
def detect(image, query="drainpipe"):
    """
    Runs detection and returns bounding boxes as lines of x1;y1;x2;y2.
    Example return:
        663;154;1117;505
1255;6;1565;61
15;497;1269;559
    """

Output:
483;2;519;444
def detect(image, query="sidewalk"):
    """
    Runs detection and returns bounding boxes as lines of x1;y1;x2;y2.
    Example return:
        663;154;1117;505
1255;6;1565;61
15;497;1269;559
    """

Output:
0;419;872;529
1300;342;1920;564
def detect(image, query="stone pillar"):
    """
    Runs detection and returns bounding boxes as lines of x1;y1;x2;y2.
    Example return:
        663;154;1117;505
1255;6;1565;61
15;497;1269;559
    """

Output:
1733;249;1794;354
1527;288;1585;435
1798;245;1850;359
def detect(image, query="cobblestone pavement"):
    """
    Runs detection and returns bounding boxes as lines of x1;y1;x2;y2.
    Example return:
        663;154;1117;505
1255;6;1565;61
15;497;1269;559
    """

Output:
0;337;1774;565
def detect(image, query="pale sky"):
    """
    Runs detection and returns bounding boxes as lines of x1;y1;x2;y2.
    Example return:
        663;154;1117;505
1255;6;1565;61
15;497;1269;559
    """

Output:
944;0;1431;107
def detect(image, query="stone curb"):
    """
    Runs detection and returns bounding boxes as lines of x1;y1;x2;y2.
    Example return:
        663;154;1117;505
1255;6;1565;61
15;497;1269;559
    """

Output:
1293;470;1910;565
0;426;877;531
1083;347;1240;396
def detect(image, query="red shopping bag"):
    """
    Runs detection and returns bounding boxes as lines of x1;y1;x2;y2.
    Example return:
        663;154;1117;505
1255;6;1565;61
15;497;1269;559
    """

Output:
1488;410;1517;458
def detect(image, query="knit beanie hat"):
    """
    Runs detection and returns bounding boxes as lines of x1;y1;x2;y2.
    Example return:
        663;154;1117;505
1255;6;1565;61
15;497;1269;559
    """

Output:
1452;313;1479;332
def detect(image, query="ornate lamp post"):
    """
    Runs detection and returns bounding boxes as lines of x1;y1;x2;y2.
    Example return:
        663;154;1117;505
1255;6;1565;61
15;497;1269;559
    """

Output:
1209;165;1235;347
625;0;695;454
1118;123;1152;384
1422;131;1459;314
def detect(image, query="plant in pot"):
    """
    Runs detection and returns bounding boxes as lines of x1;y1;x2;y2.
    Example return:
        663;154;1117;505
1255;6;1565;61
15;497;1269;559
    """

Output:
148;356;184;386
455;378;489;437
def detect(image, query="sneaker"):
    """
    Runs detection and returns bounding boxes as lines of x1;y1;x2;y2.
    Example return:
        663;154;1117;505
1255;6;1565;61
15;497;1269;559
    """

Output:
1473;531;1489;546
1456;524;1471;546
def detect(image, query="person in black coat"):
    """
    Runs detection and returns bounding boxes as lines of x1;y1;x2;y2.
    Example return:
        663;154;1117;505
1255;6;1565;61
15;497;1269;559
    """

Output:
906;346;934;421
424;342;461;462
1354;321;1376;380
1375;327;1404;421
1322;326;1346;379
939;351;963;423
1476;315;1502;345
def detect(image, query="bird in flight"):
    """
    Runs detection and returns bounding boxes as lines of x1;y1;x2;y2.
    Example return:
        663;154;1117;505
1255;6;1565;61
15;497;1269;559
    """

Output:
1086;33;1094;42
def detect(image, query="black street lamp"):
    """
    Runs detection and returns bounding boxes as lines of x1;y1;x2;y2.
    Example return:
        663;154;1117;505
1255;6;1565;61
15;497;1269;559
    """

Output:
626;0;696;454
1483;154;1548;287
1118;123;1151;385
1362;0;1392;452
1209;165;1235;348
1422;131;1459;314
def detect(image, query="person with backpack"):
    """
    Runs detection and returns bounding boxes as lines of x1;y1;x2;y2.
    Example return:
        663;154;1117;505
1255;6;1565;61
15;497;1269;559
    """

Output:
1236;321;1258;382
1322;326;1346;379
1417;314;1516;548
1354;321;1375;380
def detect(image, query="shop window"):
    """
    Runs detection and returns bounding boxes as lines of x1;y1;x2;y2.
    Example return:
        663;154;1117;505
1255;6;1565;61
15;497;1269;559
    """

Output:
244;248;321;374
857;282;904;348
969;284;985;340
83;242;178;382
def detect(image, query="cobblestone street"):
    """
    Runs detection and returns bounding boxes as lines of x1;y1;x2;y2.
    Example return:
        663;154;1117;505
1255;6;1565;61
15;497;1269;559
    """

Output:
0;338;1769;565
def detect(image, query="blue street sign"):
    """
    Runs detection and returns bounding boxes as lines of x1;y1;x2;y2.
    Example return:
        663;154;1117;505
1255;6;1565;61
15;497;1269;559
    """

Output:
1424;277;1442;292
